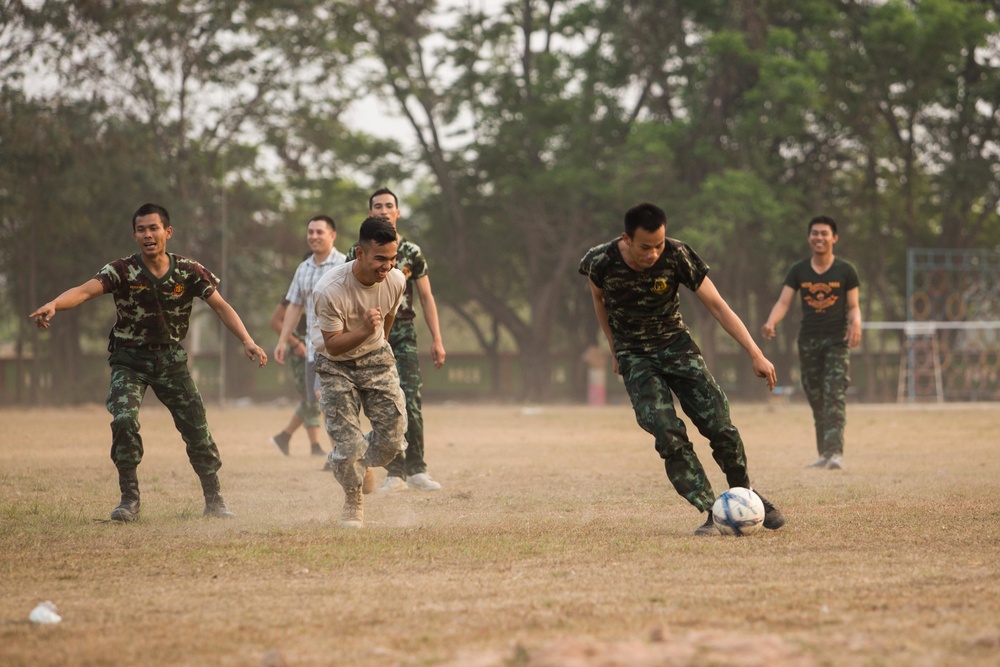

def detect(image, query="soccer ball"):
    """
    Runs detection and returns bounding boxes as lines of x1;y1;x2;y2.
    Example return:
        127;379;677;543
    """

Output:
711;487;765;536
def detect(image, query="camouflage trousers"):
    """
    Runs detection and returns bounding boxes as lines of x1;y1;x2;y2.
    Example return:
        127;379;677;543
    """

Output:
798;336;850;458
618;334;750;513
106;345;221;477
385;319;426;478
289;346;321;428
315;343;407;492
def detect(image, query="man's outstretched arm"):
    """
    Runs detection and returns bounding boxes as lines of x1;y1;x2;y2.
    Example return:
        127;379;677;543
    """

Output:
695;276;776;391
29;279;105;328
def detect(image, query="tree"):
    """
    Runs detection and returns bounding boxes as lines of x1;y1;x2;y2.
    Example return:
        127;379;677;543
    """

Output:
345;0;696;399
1;0;377;403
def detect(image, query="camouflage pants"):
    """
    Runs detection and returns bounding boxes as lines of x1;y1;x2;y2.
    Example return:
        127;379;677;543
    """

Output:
106;345;221;477
798;336;850;458
385;319;426;478
315;343;407;491
618;334;750;512
289;346;321;428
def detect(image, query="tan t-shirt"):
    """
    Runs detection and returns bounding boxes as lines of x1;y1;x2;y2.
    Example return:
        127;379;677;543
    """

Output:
312;261;406;361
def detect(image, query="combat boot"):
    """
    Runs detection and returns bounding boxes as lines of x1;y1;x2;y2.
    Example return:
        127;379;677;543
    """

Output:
755;492;786;530
693;511;716;536
339;483;364;528
362;467;376;495
199;473;236;519
110;468;141;522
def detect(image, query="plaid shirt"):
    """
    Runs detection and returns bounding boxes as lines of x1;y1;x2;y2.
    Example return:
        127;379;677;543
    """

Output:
284;249;346;357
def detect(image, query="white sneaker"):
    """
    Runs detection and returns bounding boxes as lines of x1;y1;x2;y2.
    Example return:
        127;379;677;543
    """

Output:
826;454;844;470
378;476;408;493
406;472;442;491
806;456;829;468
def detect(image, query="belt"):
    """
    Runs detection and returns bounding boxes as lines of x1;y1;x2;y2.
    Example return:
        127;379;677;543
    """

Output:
141;343;178;351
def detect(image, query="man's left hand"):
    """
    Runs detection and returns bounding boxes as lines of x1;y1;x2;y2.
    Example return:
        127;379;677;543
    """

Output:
245;341;268;368
430;340;446;369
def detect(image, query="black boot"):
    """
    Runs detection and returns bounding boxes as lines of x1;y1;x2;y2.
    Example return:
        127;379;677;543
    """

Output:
110;468;140;522
693;510;716;536
755;492;786;530
199;473;235;519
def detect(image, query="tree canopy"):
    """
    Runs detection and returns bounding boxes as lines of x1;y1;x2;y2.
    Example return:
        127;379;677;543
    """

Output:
2;0;999;404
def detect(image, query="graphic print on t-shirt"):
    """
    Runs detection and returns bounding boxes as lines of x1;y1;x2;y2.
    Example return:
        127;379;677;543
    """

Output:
802;281;841;313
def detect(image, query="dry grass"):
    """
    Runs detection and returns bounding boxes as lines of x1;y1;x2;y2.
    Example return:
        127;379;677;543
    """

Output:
1;400;999;666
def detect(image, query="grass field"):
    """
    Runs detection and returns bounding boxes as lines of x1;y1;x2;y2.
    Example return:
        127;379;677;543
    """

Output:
2;401;999;666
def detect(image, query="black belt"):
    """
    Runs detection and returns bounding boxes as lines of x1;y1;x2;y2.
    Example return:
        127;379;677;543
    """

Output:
140;343;178;351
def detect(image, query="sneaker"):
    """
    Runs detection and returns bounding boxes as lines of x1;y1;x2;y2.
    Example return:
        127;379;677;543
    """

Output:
826;454;844;470
693;511;717;536
406;472;442;491
362;467;377;495
270;432;291;456
339;486;363;528
755;492;786;530
310;442;325;457
806;456;829;468
377;476;408;493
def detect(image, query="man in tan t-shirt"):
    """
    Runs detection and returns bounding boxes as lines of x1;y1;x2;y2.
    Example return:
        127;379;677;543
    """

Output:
313;216;407;528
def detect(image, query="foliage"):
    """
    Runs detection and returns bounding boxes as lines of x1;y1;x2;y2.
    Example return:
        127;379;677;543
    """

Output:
2;0;999;403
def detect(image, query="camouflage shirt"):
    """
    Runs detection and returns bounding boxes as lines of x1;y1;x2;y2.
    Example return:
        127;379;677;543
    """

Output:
94;253;219;348
347;235;427;321
579;237;709;354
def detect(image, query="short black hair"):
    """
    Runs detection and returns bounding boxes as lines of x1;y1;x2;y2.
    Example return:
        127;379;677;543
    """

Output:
368;187;398;211
623;202;667;237
809;215;837;235
358;216;397;247
132;203;170;230
308;214;336;232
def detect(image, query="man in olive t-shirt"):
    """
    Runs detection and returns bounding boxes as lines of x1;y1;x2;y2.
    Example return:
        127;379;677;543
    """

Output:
762;215;862;470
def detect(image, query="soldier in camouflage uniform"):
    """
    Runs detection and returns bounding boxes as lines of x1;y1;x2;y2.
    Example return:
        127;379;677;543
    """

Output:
579;202;786;536
762;215;861;470
313;217;408;528
347;188;446;492
30;203;268;522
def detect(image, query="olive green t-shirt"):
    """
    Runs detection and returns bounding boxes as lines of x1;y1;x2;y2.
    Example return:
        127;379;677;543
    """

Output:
782;257;860;339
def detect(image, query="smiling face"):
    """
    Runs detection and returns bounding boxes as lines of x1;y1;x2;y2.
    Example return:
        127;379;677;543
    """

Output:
306;218;336;257
354;238;399;285
133;213;172;259
808;222;838;257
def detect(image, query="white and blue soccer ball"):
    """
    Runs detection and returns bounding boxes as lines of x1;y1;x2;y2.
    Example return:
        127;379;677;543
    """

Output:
712;487;765;536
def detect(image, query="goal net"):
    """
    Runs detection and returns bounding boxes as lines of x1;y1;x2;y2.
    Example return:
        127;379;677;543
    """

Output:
866;249;1000;403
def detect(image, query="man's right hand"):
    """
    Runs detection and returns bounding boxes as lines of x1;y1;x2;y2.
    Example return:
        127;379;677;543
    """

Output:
29;304;56;329
273;343;287;365
364;308;383;334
